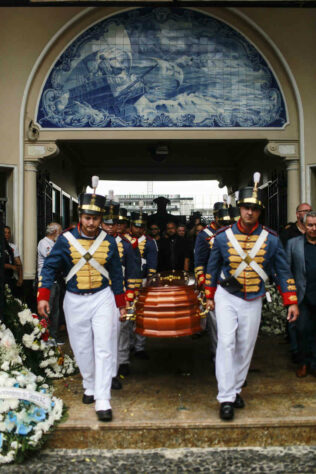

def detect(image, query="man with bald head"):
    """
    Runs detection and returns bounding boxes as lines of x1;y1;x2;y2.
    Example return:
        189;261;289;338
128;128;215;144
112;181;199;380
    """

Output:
280;203;312;247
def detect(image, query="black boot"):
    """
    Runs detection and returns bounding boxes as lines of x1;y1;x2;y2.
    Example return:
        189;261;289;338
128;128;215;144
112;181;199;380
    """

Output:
111;377;122;390
220;402;234;421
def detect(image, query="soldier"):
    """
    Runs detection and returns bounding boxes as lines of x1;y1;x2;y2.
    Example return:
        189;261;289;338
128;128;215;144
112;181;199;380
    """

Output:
127;208;158;359
204;173;299;421
194;201;224;287
194;201;224;355
117;207;130;236
37;180;126;422
101;194;142;378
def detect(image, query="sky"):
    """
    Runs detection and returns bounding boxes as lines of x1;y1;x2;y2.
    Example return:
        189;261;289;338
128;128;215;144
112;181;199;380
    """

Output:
89;180;228;208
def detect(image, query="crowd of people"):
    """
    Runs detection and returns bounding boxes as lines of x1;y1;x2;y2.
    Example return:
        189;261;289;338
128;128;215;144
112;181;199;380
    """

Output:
4;175;316;423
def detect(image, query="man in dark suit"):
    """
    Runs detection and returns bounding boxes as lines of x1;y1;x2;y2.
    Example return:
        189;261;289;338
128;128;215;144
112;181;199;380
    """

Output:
286;211;316;377
157;221;190;272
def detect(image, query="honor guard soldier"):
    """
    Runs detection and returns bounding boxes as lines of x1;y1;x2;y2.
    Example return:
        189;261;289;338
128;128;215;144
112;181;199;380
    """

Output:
37;177;126;422
194;201;224;286
204;173;299;421
129;204;158;359
102;192;142;378
194;200;225;357
117;207;130;236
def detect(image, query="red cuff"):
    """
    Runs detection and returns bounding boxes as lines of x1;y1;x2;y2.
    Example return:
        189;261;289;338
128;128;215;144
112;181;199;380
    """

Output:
204;286;216;299
125;289;135;302
37;287;51;303
282;292;298;306
115;293;126;308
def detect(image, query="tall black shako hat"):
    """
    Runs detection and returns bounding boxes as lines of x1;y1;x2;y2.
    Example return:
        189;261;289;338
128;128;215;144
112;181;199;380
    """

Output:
237;172;264;209
213;194;228;216
103;190;120;224
78;176;105;216
217;208;231;225
229;206;240;222
118;207;129;223
131;200;147;227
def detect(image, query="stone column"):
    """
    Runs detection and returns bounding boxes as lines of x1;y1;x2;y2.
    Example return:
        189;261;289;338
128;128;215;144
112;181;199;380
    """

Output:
23;160;39;279
264;141;300;223
23;142;59;280
285;158;300;222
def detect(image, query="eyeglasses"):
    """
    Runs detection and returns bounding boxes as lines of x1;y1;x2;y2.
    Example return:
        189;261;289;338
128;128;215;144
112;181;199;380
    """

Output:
297;209;312;213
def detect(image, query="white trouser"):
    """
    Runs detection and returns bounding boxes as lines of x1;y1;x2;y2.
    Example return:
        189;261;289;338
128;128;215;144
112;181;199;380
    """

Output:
214;285;262;403
118;320;132;366
111;307;120;377
63;287;117;406
208;310;217;358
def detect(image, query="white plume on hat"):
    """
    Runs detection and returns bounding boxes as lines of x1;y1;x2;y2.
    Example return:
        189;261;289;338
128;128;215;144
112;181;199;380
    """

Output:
108;189;114;201
91;175;99;194
235;191;239;201
253;172;261;187
139;200;144;209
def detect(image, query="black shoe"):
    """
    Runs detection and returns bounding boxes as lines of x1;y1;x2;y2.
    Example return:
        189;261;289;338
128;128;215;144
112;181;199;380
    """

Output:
96;409;112;422
111;377;122;390
220;402;234;421
135;350;149;360
118;364;130;376
82;394;94;404
233;394;245;409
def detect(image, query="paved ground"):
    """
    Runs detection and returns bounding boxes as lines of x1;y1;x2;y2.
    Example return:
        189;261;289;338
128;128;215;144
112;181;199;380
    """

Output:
3;446;316;473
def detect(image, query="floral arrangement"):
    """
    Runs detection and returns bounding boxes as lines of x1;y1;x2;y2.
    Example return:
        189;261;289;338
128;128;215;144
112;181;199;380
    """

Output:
0;325;64;464
260;283;287;335
3;286;77;379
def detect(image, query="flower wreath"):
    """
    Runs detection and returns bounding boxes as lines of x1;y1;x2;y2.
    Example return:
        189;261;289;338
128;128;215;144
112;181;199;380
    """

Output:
0;325;64;464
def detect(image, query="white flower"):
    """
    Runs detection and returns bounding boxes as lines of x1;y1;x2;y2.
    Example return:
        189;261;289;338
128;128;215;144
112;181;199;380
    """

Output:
18;308;34;326
1;361;9;371
22;334;34;348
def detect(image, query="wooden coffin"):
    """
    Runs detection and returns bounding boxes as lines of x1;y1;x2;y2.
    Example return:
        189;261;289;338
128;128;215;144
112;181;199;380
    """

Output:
135;272;202;338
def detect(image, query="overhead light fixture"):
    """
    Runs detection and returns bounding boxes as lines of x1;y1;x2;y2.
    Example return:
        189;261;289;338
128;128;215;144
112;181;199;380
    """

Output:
151;144;169;163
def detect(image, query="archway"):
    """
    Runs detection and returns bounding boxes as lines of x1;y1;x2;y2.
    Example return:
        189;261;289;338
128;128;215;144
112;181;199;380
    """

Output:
23;6;301;279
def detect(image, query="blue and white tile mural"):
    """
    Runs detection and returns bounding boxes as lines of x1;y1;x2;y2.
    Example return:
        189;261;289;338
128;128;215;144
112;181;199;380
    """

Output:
37;8;287;129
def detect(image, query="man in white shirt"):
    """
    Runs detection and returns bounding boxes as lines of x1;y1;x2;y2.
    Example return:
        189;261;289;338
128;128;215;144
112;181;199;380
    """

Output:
37;222;62;342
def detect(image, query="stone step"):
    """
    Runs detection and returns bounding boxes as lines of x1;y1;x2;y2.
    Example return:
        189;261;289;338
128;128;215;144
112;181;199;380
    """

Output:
48;335;316;449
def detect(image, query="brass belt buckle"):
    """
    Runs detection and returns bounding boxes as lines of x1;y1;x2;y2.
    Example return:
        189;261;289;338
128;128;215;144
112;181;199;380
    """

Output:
84;252;92;262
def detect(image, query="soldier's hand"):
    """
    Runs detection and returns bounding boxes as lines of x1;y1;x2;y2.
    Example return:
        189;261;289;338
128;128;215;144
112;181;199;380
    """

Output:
287;304;299;322
206;299;215;311
38;300;50;319
119;307;127;322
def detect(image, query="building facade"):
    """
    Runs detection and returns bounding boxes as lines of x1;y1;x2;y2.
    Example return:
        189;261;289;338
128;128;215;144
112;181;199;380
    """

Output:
0;5;315;280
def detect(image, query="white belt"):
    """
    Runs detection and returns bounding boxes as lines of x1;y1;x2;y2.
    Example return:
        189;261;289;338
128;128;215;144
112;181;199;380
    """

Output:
224;228;269;282
204;228;214;237
64;231;110;283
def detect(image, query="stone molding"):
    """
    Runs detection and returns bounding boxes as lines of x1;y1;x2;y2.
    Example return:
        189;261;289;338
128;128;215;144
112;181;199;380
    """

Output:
264;141;299;159
24;142;59;161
